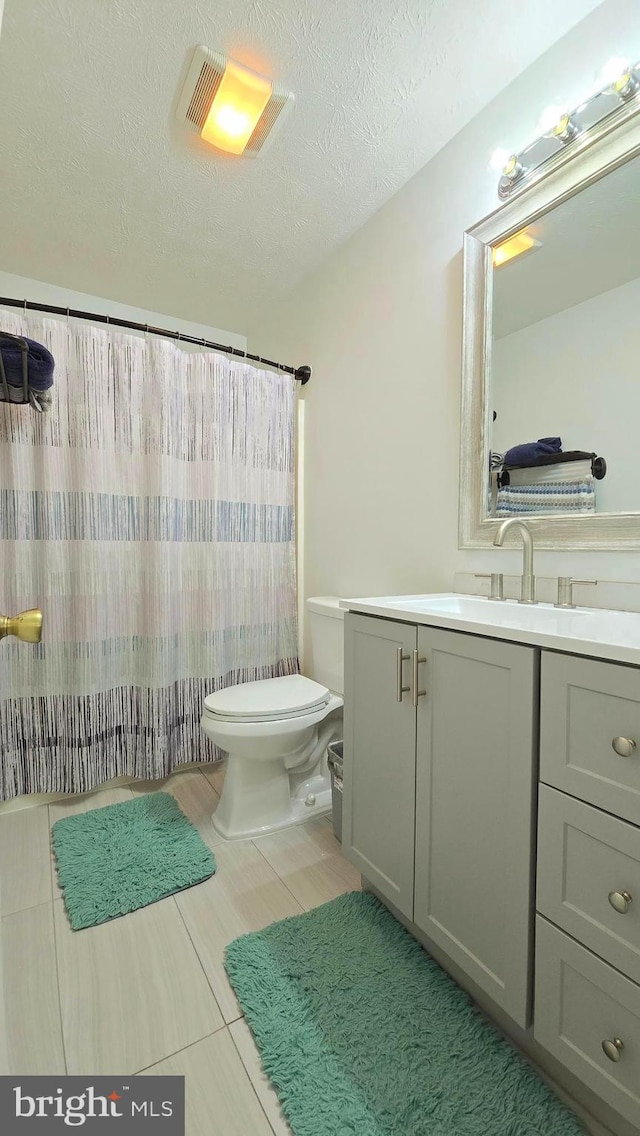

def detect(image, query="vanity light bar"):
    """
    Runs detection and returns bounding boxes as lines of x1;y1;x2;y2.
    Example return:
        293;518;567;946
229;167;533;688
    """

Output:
497;59;640;199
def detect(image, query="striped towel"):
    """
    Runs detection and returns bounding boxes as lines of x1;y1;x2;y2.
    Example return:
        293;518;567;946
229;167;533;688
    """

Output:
496;478;595;516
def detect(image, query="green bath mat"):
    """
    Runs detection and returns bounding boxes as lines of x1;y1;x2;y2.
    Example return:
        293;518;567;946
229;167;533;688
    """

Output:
225;891;585;1136
52;792;216;930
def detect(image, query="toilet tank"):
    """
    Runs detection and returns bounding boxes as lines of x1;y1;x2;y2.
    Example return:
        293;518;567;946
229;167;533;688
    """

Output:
306;596;344;695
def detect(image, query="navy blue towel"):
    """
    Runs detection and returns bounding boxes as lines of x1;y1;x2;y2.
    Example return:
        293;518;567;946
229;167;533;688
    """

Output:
0;335;55;391
504;437;562;468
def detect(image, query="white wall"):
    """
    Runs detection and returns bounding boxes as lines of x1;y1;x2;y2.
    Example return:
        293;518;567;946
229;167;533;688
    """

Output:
492;273;640;513
0;270;246;349
246;0;640;652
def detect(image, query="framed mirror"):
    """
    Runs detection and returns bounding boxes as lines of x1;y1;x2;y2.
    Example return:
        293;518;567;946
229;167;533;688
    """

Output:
460;104;640;548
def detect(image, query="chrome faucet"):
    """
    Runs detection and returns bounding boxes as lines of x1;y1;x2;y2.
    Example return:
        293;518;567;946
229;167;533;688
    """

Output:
493;519;537;605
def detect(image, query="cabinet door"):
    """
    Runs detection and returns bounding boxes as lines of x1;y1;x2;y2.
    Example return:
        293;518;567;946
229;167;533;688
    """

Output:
343;613;417;919
414;627;537;1027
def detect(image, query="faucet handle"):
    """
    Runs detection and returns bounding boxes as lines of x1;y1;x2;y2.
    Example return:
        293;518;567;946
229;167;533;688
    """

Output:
555;578;598;609
475;572;505;601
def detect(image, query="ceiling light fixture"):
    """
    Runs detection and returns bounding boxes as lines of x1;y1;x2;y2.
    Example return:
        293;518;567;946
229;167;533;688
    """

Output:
177;46;294;158
495;54;640;199
492;230;541;268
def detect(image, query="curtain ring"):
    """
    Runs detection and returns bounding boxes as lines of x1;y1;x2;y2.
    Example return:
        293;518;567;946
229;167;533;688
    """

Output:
23;298;27;316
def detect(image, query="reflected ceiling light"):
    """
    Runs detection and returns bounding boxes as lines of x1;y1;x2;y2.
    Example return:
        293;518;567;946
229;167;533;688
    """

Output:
492;230;541;268
177;46;294;157
497;53;640;199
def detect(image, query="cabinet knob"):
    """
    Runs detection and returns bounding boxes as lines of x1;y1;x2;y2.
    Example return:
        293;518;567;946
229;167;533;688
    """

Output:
611;736;636;758
608;890;632;915
601;1037;624;1063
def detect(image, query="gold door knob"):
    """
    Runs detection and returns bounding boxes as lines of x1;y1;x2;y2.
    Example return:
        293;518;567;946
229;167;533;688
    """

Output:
0;608;43;643
608;890;632;915
612;736;636;757
601;1037;624;1062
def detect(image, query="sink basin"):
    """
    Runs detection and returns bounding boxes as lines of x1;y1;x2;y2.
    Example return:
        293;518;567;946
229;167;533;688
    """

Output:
351;592;600;624
340;593;640;667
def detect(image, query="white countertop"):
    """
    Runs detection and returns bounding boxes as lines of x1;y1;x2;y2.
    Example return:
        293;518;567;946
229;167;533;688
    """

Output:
340;593;640;667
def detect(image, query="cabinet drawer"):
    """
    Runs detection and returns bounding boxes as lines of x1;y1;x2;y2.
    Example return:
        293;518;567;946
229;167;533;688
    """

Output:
540;652;640;825
537;785;640;984
535;916;640;1129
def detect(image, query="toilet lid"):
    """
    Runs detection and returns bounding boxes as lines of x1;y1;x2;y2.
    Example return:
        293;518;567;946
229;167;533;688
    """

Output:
204;674;330;722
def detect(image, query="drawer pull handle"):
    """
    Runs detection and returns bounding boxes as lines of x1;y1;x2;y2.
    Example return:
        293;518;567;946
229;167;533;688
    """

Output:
602;1037;624;1063
608;890;632;915
396;648;410;703
612;736;636;757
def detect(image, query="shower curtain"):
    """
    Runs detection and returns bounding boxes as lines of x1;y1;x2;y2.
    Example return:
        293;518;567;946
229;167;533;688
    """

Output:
0;313;299;800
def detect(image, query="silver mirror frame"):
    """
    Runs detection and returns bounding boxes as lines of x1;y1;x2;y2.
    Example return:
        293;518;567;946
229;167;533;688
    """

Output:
460;106;640;549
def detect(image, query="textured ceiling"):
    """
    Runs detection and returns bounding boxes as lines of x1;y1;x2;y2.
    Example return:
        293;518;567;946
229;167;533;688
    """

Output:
0;0;602;332
493;152;640;338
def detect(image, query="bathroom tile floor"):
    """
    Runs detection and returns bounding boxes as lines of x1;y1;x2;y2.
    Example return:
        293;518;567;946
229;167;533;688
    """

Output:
0;764;361;1135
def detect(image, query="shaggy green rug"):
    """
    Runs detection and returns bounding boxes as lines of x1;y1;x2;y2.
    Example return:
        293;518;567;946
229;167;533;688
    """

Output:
225;891;585;1136
52;792;216;930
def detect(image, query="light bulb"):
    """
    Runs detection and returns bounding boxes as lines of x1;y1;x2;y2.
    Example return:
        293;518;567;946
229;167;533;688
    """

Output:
502;154;524;181
489;148;511;172
552;113;579;142
613;67;639;99
537;104;567;134
599;56;630;86
216;106;251;138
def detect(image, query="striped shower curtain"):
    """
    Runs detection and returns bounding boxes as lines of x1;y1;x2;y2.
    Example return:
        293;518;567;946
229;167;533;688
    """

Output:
0;313;299;800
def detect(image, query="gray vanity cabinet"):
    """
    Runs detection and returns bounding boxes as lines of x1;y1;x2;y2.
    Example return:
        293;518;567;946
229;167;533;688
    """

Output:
343;613;418;918
343;611;538;1027
413;627;537;1028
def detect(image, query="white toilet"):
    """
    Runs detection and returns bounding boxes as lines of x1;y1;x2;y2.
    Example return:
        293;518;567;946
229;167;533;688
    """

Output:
201;597;344;840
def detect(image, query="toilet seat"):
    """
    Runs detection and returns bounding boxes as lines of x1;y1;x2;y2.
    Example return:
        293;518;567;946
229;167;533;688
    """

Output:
203;674;330;723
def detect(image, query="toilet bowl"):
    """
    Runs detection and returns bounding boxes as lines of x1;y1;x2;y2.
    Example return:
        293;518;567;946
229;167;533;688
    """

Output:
201;597;345;840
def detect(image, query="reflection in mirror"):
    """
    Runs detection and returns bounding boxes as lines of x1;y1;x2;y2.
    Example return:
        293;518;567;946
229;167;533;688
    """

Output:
488;154;640;519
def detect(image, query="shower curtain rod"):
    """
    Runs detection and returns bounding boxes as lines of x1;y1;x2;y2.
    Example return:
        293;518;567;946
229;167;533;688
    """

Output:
0;296;312;384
